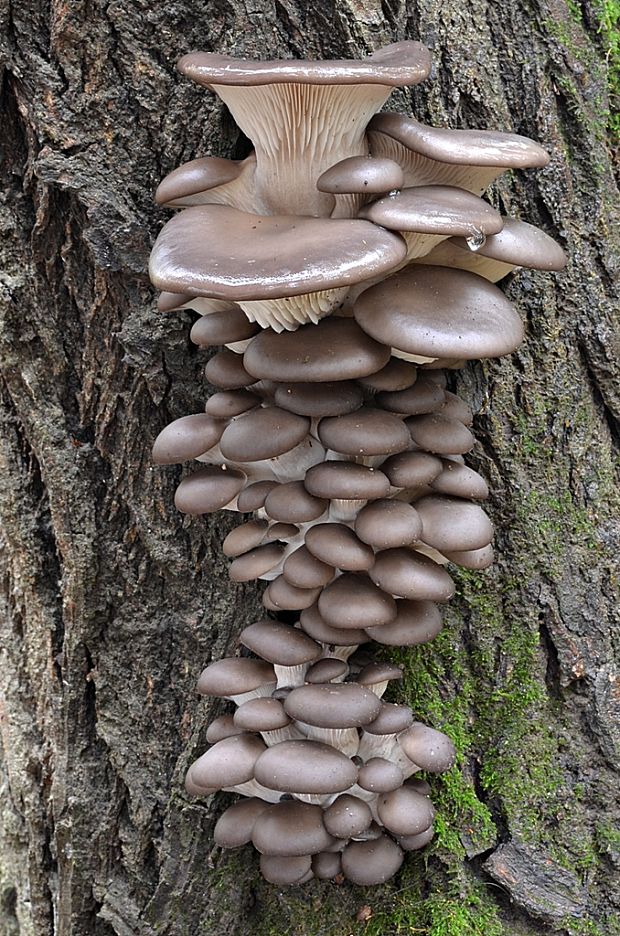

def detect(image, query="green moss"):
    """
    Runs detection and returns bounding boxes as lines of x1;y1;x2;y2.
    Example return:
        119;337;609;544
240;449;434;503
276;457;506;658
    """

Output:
594;0;620;139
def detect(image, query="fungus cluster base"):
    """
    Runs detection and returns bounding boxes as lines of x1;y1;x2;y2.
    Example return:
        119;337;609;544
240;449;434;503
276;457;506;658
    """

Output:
149;40;564;886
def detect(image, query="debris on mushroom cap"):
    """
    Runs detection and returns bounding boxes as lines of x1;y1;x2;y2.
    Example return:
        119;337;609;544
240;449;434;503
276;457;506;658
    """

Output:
219;407;309;462
398;722;457;772
284;683;382;728
152;414;225;465
354;499;422;548
365;599;443;646
254;740;358;793
197;658;276;698
190;305;260;347
274;381;364;417
149;205;407;300
370;548;456;601
354;265;523;360
359;185;503;240
251;801;334;857
304;522;374;571
358;757;404;792
239;619;322;666
214;797;270;847
174;466;246;515
342;836;404;885
416;495;494;552
317;155;404;194
318;408;412;456
450;217;566;270
323;794;373;838
244;317;390;383
186;733;267;790
304;462;390;501
377;786;435;835
318;573;397;629
260;854;313;885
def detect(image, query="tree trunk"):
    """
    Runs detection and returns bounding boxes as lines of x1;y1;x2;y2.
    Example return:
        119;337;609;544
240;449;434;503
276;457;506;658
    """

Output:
1;1;618;934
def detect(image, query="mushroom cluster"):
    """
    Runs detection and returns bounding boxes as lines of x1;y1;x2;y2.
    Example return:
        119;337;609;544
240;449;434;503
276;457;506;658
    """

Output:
150;41;565;886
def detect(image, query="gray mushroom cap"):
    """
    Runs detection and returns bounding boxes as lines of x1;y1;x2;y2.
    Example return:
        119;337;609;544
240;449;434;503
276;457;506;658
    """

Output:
354;265;523;360
274;381;363;417
239;619;322;666
197;658;276;698
378;786;435;835
149;205;407;300
312;851;342;880
357;661;403;689
300;602;370;646
263;576;322;612
155;155;245;205
305;658;349;682
219;407;310;461
204;349;253;389
222;519;269;557
304;462;390;500
236;480;278;512
254;740;358;793
152;414;225;465
229;542;285;582
317;155;404;193
398;826;435;851
366;599;443;646
407;413;475;455
416;495;494;552
190;305;260;347
444;544;494;569
362;702;414;736
323;794;373;838
357;357;418;391
243;317;390;383
341;836;404;885
205;389;261;419
318;573;397;629
205;713;245;743
304;522;374;571
359;185;503;236
318;408;412;456
451;217;566;271
283;683;382;728
430;460;489;500
358;757;404;792
398;722;456;772
233;697;292;732
259;854;313;885
370;548;456;601
174;466;246;514
283;545;335;589
376;377;445;415
354;499;422;548
251;801;334;857
380;450;443;488
186;733;267;791
213;797;270;847
263;481;328;523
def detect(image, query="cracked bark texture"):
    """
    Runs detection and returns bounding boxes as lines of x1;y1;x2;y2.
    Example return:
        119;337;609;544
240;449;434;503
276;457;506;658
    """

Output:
0;1;618;934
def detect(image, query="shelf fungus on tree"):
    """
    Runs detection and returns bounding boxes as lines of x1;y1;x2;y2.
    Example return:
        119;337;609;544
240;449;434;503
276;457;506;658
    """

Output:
150;38;565;886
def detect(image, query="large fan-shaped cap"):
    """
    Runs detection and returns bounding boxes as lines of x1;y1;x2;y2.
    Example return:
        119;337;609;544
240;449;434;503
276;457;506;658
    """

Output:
254;740;358;793
354;265;523;360
360;185;503;236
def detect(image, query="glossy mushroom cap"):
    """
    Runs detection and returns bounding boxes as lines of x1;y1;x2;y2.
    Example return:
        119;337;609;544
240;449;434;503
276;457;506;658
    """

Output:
416;495;494;552
317;155;404;194
370;549;456;601
254;740;358;793
354;500;422;548
239;619;322;667
305;522;374;571
318;573;397;629
304;462;390;501
318;408;411;456
366;599;443;646
300;602;370;646
190;305;260;347
219;407;309;461
323;794;373;838
274;381;363;417
377;786;435;835
186;733;267;791
362;702;414;736
233;697;292;732
398;722;456;772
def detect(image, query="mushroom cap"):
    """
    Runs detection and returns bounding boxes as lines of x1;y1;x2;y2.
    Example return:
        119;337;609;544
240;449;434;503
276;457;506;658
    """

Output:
233;697;292;732
274;380;363;418
243;317;390;383
355;500;422;548
304;523;374;571
259;854;313;885
317;155;404;194
376;377;445;415
205;389;261;419
174;466;246;514
357;357;418;391
254;740;358;793
177;41;432;87
263;521;300;542
444;544;494;569
377;786;435;835
360;185;503;236
222;519;269;557
213;797;270;847
430;460;489;500
440;391;474;426
323;794;373;838
416;495;493;552
190;305;260;347
366;599;443;646
398;826;435;851
407;414;475;455
186;733;267;790
354;265;523;360
380;450;443;488
341;836;404;885
398;722;456;772
150;205;407;300
318;573;397;629
252;801;334;857
205;713;245;743
229;543;285;582
155;155;245;205
305;658;349;683
362;702;414;736
197;658;276;697
263;576;322;611
318;408;412;456
219;408;310;462
204;349;253;389
284;683;382;728
263;481;327;523
283;545;335;589
239;619;322;666
152;414;225;465
300;602;369;646
358;757;404;792
237;480;278;512
312;851;342;879
357;661;403;688
370;548;455;601
451;217;566;270
304;461;390;501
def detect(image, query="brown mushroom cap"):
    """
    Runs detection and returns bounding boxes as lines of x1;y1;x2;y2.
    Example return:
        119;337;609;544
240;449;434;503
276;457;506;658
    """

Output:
354;265;523;360
243;317;390;383
430;460;489;499
263;521;300;542
204;349;253;390
177;42;432;87
300;602;369;646
318;573;397;629
186;733;267;790
254;740;358;793
318;408;411;456
355;500;422;548
229;542;285;582
312;851;342;879
444;544;494;569
341;836;404;885
451;217;566;271
205;389;261;419
197;658;276;698
380;450;443;488
317;155;404;193
252;801;335;857
274;381;364;418
360;185;503;237
283;545;335;589
259;854;313;884
440;390;473;426
263;481;328;523
407;413;475;455
155;155;245;206
358;757;404;792
366;599;443;646
377;786;435;835
152;414;225;465
284;683;382;728
263;576;322;611
222;519;269;557
213;797;270;847
304;461;390;500
356;357;418;391
237;480;278;512
239;619;322;666
304;523;374;571
357;661;404;688
398;826;435;851
233;697;292;732
150;205;407;300
305;658;349;683
219;407;310;462
205;713;245;744
362;702;414;736
190;305;260;347
370;549;455;601
398;722;456;772
174;466;246;514
376;377;445;415
323;794;373;838
416;495;493;552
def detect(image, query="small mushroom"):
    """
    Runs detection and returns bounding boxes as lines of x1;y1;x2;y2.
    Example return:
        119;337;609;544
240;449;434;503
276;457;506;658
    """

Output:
323;794;373;839
398;722;456;772
197;658;276;705
377;786;435;835
152;414;225;464
213;797;270;847
341;836;404;885
174;466;246;514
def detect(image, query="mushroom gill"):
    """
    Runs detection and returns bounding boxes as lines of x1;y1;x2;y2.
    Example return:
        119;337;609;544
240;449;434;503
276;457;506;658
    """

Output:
150;40;565;886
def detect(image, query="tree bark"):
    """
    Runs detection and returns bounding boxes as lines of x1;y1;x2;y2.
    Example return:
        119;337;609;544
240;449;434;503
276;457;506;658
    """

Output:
0;1;618;934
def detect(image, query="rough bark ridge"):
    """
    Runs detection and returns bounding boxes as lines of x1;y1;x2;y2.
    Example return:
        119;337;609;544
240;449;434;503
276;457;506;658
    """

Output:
0;1;618;934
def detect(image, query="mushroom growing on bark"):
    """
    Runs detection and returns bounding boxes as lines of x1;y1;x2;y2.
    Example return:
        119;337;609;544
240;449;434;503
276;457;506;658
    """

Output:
150;40;565;885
